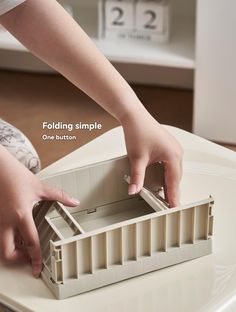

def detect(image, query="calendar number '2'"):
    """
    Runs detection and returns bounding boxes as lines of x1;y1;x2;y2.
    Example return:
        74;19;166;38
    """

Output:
111;7;124;26
144;10;157;29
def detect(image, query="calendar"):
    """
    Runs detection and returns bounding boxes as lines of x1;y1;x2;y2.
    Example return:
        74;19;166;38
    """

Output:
100;0;170;43
105;0;135;31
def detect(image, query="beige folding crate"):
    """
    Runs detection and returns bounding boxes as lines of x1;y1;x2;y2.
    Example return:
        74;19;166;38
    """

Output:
36;156;214;299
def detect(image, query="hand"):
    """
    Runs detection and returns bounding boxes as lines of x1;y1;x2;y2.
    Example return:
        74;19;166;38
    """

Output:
122;108;183;207
0;146;79;277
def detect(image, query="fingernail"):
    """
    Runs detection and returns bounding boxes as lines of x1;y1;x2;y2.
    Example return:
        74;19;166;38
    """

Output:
169;200;179;208
71;198;80;205
128;184;137;195
33;270;41;278
32;263;42;278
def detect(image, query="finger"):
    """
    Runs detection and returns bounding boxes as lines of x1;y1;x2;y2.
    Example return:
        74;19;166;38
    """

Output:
129;157;148;195
18;214;42;278
0;227;28;263
164;159;182;207
42;185;80;207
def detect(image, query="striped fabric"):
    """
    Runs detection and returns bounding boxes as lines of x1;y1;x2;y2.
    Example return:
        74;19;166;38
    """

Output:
0;119;41;173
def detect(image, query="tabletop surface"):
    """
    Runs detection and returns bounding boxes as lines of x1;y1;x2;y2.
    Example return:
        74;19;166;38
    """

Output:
1;126;236;312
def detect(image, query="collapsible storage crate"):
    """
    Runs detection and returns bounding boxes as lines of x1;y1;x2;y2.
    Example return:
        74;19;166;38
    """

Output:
36;156;214;299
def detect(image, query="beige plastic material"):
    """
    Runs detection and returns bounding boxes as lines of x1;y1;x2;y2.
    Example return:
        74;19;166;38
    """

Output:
36;155;214;300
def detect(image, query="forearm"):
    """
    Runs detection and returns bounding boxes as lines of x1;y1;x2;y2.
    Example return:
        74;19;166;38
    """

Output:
0;0;147;123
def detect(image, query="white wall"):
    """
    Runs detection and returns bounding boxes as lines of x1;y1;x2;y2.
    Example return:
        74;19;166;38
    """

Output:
194;0;236;143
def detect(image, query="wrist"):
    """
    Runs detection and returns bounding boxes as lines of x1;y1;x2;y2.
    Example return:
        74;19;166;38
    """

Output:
117;97;150;127
120;102;157;130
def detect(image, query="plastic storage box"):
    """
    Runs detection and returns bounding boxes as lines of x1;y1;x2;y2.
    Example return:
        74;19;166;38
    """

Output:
35;156;214;299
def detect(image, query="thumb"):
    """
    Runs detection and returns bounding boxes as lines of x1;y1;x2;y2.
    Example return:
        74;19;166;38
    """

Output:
129;157;147;195
42;185;80;207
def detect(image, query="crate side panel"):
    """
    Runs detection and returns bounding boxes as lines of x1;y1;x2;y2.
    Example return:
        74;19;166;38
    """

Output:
100;162;120;204
73;158;129;211
167;212;179;248
151;215;166;252
89;166;107;208
92;233;107;270
75;168;93;211
89;158;130;208
137;220;151;257
195;204;209;240
43;175;62;189
77;238;92;274
62;242;77;280
114;157;131;198
122;224;136;261
181;208;194;244
107;229;122;265
51;255;63;283
60;171;78;200
40;224;58;267
51;240;212;299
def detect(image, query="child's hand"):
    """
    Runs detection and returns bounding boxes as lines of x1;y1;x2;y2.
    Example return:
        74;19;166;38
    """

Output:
123;109;183;207
0;146;79;277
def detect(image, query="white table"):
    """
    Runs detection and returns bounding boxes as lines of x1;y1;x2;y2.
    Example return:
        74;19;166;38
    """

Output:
1;126;236;312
